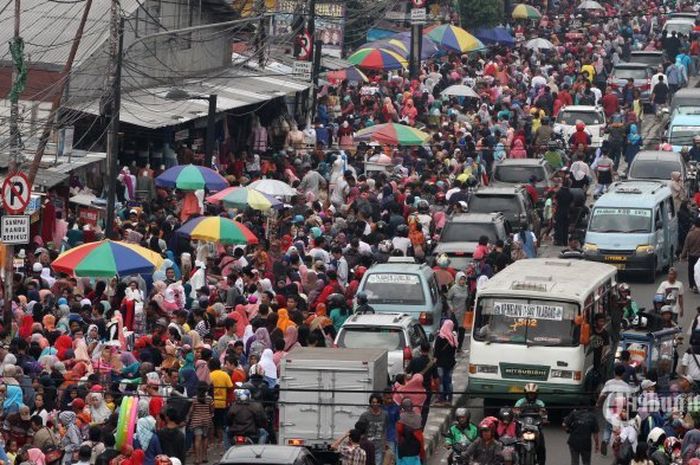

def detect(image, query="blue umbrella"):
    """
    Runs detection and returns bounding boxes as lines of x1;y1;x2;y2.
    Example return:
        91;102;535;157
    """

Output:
392;32;440;60
473;27;515;47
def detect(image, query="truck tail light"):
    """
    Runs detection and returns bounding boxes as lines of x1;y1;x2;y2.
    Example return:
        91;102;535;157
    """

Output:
403;346;413;368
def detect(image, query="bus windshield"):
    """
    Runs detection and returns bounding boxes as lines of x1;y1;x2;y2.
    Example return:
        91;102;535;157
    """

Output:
473;298;579;347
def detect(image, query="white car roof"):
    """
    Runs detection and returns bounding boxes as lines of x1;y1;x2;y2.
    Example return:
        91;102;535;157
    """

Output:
341;312;416;328
558;105;602;112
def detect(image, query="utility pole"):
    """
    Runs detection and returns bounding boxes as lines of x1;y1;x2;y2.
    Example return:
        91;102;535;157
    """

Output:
409;0;425;79
3;0;22;333
254;0;268;68
105;14;124;239
204;94;217;168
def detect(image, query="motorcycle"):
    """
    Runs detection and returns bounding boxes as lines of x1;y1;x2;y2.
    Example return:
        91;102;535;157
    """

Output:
517;415;542;465
442;433;469;465
230;433;257;446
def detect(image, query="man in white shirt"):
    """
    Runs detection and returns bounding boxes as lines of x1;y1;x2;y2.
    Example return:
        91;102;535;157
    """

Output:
651;65;667;92
597;364;637;455
657;267;685;319
331;246;349;287
680;347;700;384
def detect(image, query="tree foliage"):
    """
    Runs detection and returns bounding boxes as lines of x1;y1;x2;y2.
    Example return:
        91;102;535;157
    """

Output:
459;0;505;30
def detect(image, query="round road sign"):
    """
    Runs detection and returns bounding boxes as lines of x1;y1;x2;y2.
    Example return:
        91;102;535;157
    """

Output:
2;172;30;214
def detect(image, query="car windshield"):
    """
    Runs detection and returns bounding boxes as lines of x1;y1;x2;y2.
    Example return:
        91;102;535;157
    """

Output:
473;298;579;346
665;22;693;34
670;126;700;146
336;327;405;350
493;165;545;183
469;195;520;216
441;222;498;243
556;111;604;126
629;159;683;179
363;273;425;305
613;68;649;80
589;207;652;233
672;106;700;116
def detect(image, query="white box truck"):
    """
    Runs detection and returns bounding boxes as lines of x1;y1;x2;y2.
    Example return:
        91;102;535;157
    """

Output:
278;347;388;454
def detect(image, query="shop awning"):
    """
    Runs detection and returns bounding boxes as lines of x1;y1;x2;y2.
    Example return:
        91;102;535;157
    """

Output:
71;67;311;129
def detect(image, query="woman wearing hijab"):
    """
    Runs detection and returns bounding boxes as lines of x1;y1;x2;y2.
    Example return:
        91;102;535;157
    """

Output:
276;309;295;332
179;368;199;397
259;349;278;388
434;320;457;405
283;327;301;352
88;392;111;425
396;398;425;465
3;384;23;414
59;411;81;465
624;123;642;169
392;374;426;415
229;305;250;339
447;273;469;350
248;328;272;358
134;416;162;465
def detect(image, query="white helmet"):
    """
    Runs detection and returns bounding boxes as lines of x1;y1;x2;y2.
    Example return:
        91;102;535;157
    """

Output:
436;253;451;267
647;427;666;446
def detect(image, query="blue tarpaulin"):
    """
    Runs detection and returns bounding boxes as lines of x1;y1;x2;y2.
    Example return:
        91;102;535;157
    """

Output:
473;26;515;47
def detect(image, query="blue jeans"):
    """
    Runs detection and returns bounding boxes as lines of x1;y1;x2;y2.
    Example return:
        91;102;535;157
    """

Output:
259;428;269;444
438;366;453;402
375;446;384;465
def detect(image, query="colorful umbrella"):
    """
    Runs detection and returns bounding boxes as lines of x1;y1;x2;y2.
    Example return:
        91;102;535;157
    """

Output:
425;25;484;53
327;66;369;83
364;123;430;146
51;240;164;277
577;0;604;10
155;164;229;191
441;85;480;99
512;3;542;19
347;47;408;70
206;186;283;211
177;216;258;245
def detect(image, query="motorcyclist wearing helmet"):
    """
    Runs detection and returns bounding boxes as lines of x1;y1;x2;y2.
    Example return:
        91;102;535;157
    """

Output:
464;423;504;465
392;224;411;256
543;140;565;170
514;383;547;465
227;388;267;444
355;292;375;314
496;408;517;439
618;283;639;321
415;200;432;236
568;120;592;153
647;427;668;465
444;408;478;450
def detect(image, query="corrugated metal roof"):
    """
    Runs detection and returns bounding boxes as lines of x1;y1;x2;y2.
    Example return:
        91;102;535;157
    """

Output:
71;66;311;128
320;56;352;70
0;0;141;68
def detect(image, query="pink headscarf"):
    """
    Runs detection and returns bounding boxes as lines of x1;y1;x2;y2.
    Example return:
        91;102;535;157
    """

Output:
438;320;457;347
28;449;46;465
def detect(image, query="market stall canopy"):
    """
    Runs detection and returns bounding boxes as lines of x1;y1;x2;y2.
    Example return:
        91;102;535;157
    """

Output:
512;3;542;19
347;47;408;70
577;0;604;10
51;240;164;277
176;216;258;245
155;164;229;191
525;38;555;50
391;32;441;59
425;25;485;53
69;67;310;129
247;179;299;198
472;26;515;47
206;186;283;211
441;85;480;99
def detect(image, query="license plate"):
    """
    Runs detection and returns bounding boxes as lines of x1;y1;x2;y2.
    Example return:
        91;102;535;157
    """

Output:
508;385;524;393
613;263;626;270
604;256;627;262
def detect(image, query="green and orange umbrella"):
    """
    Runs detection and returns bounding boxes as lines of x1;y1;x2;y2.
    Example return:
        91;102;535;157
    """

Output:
425;24;485;53
155;164;229;191
348;47;408;70
51;240;164;277
176;216;258;245
355;123;430;146
206;186;283;211
512;3;542;19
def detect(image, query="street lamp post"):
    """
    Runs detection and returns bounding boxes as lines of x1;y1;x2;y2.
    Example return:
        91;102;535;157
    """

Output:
165;89;217;167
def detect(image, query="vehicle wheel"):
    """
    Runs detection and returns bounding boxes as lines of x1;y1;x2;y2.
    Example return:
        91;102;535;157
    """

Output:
646;260;657;283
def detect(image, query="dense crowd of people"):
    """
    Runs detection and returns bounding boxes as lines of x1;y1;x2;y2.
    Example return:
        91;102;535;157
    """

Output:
3;1;700;465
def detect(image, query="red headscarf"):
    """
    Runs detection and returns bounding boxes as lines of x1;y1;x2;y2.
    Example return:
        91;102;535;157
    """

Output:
19;314;34;339
55;335;73;360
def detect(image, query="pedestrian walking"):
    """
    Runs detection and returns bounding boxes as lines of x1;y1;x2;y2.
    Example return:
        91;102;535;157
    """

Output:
563;406;600;465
